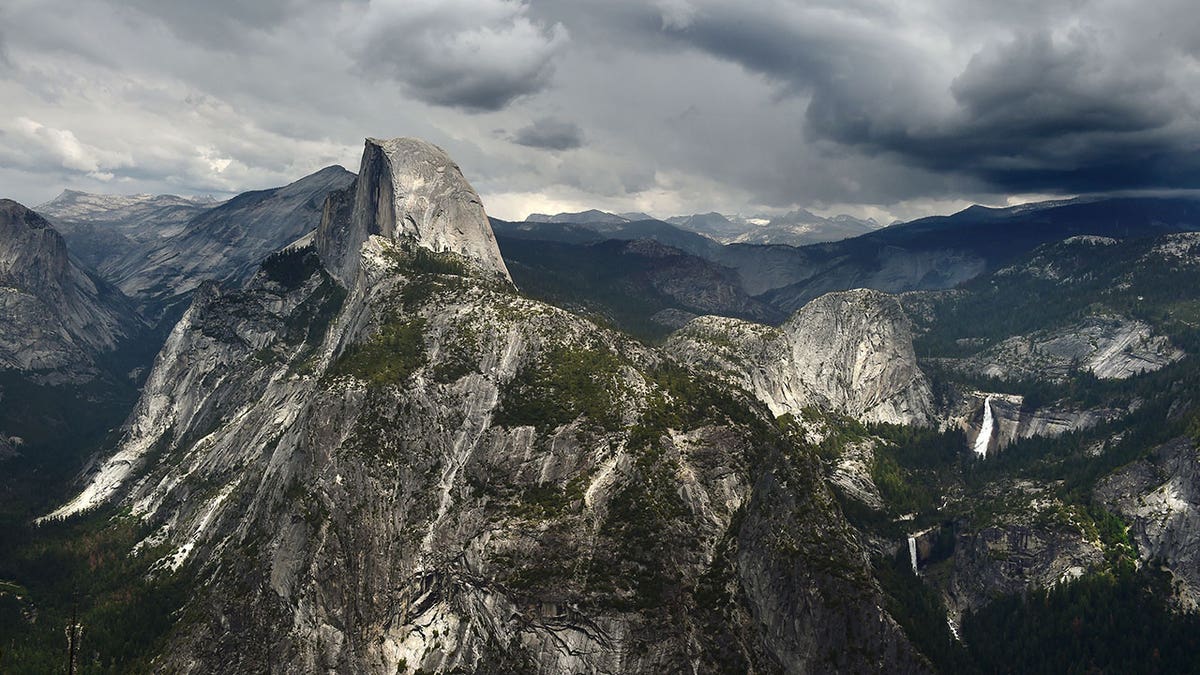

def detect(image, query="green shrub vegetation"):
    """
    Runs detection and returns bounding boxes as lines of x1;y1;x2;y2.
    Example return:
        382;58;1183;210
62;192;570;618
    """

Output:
0;512;191;673
383;244;474;279
330;317;427;385
913;235;1200;361
261;245;321;291
495;343;628;432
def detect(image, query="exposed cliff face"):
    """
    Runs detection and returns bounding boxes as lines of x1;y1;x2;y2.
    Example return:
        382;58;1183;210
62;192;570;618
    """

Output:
316;138;510;287
951;392;1128;456
0;199;141;377
666;289;934;426
828;439;886;511
943;316;1183;382
889;477;1105;622
47;139;925;673
1096;437;1200;609
942;516;1104;621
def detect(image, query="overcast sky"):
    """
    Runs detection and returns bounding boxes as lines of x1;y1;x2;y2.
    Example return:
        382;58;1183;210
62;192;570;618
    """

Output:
2;0;1199;222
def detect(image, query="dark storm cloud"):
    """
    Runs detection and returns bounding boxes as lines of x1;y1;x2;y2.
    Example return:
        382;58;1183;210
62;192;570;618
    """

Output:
803;29;1200;193
352;0;568;112
601;0;1200;196
3;0;1200;220
510;117;585;150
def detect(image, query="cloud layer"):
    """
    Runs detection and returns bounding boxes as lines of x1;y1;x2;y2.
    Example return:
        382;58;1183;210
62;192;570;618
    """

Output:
2;0;1198;221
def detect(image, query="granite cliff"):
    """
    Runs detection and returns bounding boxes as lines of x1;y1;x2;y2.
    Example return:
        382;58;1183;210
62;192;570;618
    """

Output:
46;138;927;673
666;288;934;426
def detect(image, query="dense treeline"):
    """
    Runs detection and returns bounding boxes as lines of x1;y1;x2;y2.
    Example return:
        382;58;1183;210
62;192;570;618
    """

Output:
875;551;974;673
962;567;1200;674
0;512;189;673
878;555;1200;674
913;234;1200;360
872;513;1196;675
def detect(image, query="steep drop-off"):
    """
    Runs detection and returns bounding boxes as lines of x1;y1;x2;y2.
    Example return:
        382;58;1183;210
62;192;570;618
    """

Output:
47;138;927;673
666;288;934;426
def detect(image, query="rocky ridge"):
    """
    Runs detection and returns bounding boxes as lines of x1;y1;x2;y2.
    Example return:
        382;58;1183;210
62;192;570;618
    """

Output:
0;199;142;378
46;138;927;673
666;288;935;426
943;316;1183;382
317;138;509;287
37;190;217;274
111;165;355;322
35;169;354;327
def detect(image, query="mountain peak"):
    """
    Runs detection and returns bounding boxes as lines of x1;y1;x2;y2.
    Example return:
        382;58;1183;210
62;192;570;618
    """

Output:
0;199;140;367
525;209;629;224
0;198;55;231
0;200;69;292
316;137;511;285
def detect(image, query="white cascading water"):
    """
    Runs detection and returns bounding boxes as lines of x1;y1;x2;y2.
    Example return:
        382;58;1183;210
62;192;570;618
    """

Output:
908;536;919;574
973;395;994;458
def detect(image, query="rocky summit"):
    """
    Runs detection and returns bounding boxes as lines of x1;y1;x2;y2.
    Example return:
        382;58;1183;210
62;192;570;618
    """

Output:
666;288;934;426
317;137;512;287
42;138;927;673
0;199;141;377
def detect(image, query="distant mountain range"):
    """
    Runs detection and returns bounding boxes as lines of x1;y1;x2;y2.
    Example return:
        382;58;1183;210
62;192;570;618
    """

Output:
667;209;879;246
523;208;880;247
8;141;1200;672
504;196;1200;316
38;166;354;324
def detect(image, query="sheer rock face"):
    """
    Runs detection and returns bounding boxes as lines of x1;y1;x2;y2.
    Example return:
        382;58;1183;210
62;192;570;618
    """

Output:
938;315;1183;383
317;138;511;287
1097;437;1200;609
942;515;1105;621
47;141;927;673
948;392;1128;457
0;199;70;294
0;199;140;377
666;288;934;426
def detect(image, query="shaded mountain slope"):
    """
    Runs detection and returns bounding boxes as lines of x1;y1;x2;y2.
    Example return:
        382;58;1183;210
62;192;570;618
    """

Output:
38;138;928;673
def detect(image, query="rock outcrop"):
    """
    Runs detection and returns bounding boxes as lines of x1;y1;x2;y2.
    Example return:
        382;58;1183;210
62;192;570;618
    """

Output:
47;139;925;673
953;392;1128;456
1096;437;1200;609
0;199;142;378
943;516;1104;621
666;288;935;425
944;315;1183;382
316;137;511;286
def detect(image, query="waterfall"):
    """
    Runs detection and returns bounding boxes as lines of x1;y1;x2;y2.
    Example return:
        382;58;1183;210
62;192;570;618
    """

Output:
947;617;962;641
908;536;919;574
973;395;994;458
